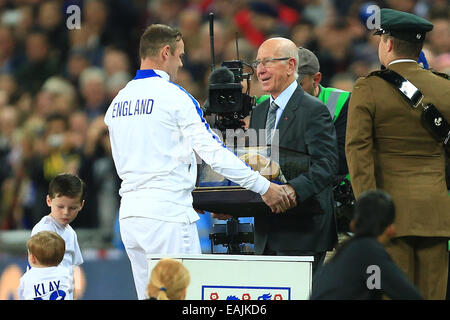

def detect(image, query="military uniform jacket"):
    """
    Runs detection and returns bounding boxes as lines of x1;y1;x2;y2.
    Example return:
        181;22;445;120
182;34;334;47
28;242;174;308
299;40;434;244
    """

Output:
346;61;450;237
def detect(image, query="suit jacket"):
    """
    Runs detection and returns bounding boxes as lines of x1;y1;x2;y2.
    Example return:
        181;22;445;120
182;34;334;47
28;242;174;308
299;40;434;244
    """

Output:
250;85;339;253
346;61;450;237
334;97;350;176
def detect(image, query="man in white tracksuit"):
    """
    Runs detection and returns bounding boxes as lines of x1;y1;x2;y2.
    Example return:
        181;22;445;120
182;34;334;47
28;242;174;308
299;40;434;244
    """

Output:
104;24;294;299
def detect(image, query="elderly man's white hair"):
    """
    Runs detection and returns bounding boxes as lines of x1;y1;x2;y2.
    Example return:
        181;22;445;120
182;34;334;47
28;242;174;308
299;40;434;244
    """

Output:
267;37;300;79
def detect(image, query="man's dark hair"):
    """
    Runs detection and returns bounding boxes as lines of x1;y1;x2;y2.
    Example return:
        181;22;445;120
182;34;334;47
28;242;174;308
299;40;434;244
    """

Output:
48;173;86;201
352;189;396;238
139;24;182;60
383;34;423;60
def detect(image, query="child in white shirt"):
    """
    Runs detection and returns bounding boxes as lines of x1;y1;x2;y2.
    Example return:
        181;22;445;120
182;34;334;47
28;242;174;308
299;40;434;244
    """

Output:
31;173;86;298
18;231;72;300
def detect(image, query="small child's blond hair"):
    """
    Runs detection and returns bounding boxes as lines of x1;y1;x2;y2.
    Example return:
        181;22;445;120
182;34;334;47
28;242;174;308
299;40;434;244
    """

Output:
27;231;65;267
146;258;190;300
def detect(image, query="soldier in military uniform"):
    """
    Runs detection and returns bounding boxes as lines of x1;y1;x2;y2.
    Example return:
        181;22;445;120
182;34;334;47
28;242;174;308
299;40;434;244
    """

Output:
345;8;450;300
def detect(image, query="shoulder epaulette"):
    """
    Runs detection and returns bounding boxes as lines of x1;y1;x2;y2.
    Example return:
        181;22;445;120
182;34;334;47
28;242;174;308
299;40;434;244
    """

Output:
429;68;450;80
367;69;389;78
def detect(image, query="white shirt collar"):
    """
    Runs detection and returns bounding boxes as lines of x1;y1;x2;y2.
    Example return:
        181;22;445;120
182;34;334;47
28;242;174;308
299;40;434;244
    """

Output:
154;69;170;81
388;59;417;66
270;80;298;111
47;214;66;230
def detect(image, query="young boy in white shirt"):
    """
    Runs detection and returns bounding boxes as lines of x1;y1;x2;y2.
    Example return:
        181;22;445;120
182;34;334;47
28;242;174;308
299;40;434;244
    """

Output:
30;173;85;298
18;231;72;300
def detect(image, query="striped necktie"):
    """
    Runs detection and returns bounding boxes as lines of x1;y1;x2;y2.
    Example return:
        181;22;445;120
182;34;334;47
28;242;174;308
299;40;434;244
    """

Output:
265;101;279;145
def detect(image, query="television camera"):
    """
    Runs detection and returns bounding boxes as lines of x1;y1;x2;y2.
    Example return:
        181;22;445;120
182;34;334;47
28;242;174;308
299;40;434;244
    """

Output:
203;13;256;132
333;175;356;233
203;13;259;254
209;217;254;254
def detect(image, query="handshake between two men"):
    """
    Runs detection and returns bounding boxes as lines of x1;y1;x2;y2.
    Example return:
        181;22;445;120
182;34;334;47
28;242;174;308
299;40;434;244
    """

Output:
261;182;297;214
211;152;298;220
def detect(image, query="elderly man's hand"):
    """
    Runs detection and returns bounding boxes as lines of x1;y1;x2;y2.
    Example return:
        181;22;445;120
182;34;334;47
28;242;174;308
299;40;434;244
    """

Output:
282;184;297;209
262;182;294;213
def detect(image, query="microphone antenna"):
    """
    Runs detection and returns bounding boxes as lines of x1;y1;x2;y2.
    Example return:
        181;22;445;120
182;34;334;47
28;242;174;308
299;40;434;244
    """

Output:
209;12;215;71
235;32;239;61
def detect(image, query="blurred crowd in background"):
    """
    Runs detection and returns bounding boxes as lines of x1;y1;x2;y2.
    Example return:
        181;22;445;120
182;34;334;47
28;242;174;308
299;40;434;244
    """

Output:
0;0;448;241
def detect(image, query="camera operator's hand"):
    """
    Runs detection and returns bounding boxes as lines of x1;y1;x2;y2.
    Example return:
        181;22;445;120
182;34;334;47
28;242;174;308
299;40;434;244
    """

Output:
261;182;292;214
241;115;250;129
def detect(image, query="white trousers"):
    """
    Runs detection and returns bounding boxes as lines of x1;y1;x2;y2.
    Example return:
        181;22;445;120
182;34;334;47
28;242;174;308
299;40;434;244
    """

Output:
119;216;201;300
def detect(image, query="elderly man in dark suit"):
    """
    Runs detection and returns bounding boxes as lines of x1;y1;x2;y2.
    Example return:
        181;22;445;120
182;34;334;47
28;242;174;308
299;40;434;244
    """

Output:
250;37;339;273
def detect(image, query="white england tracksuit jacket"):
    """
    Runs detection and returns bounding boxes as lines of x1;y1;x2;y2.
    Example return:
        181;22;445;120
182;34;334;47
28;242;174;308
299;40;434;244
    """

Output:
104;69;269;224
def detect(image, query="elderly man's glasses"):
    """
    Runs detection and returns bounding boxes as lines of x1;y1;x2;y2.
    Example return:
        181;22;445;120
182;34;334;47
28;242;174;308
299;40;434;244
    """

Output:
252;57;290;69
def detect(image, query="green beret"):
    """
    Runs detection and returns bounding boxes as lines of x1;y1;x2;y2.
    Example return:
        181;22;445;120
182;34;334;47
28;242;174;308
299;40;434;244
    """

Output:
373;8;433;42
